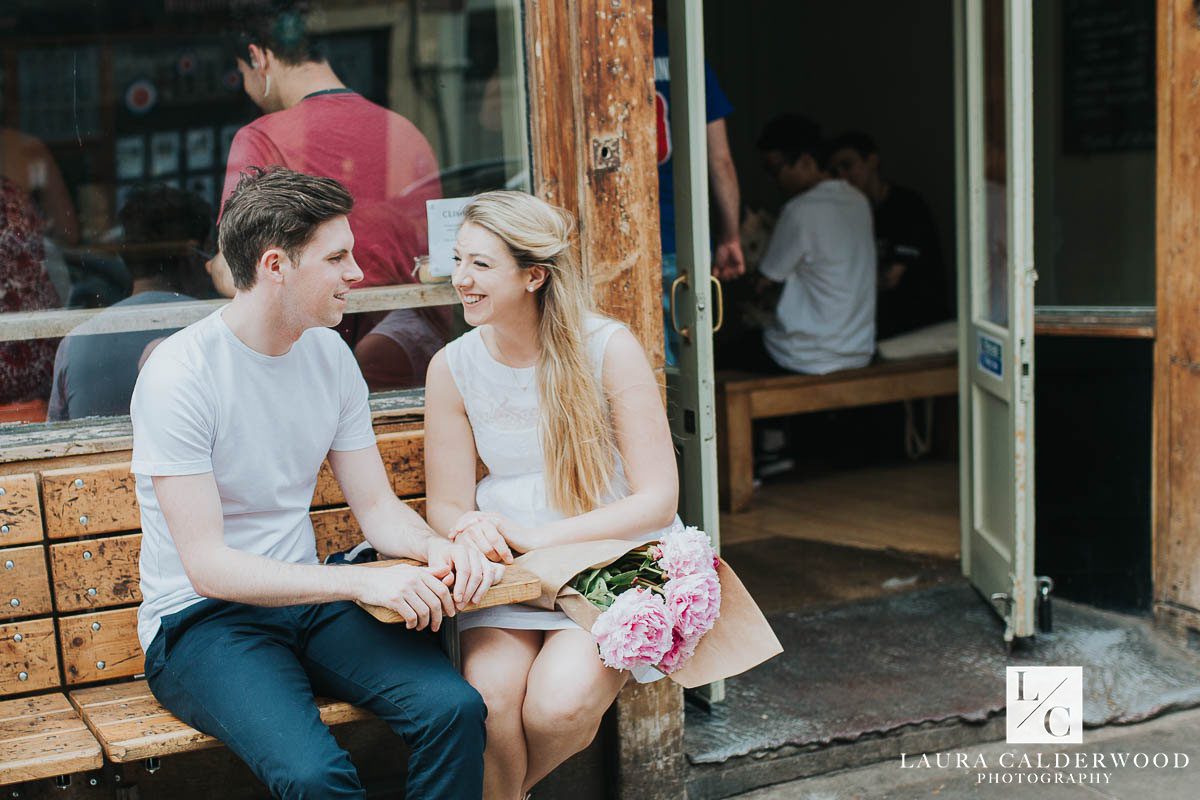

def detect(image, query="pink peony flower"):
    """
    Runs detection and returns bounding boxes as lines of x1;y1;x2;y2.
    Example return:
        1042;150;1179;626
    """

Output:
591;587;673;671
658;629;697;674
657;526;718;579
665;571;722;640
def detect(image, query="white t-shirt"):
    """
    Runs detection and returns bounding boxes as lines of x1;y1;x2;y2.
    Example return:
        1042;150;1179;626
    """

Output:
758;179;877;374
129;309;377;651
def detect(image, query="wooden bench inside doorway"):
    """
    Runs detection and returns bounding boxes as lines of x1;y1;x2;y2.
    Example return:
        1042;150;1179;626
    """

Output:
716;354;959;513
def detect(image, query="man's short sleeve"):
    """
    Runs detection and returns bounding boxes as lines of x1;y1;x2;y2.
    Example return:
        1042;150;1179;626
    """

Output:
704;64;733;122
331;347;376;452
758;203;810;283
130;356;216;476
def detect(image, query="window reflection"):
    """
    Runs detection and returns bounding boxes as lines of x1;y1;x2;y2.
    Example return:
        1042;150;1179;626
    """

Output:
0;0;529;423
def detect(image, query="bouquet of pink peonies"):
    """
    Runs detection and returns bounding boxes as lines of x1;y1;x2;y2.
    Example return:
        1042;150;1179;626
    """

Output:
511;534;781;687
571;527;722;674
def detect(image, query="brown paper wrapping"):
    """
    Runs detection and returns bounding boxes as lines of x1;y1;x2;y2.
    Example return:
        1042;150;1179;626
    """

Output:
513;539;783;688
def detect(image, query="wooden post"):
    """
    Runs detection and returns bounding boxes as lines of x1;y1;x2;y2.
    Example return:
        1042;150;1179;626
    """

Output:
1153;0;1200;636
525;2;683;798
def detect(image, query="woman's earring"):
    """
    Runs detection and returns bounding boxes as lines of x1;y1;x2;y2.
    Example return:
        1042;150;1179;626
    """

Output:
527;286;535;292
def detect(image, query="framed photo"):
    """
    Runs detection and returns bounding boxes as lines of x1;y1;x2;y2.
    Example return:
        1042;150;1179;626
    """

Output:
185;128;215;171
115;136;145;180
150;131;181;178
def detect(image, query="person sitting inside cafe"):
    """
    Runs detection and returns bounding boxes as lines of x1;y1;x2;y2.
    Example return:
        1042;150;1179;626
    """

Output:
47;186;213;420
746;114;876;376
828;131;950;339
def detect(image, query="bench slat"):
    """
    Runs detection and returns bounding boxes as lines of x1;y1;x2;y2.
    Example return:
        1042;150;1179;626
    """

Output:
0;619;61;694
50;535;142;613
0;693;102;785
0;475;43;546
59;608;144;685
70;680;371;763
41;464;140;540
0;545;53;621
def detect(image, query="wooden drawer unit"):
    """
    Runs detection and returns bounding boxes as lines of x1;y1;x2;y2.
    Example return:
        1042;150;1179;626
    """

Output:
59;608;144;685
0;474;43;547
309;499;425;562
50;534;142;613
0;619;61;693
41;463;140;540
313;431;427;508
0;546;53;621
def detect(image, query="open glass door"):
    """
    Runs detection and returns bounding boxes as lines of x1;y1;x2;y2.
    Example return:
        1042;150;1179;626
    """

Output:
957;0;1037;641
663;0;724;701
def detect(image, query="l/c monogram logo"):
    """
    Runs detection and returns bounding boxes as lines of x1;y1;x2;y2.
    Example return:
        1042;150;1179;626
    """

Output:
1006;666;1083;744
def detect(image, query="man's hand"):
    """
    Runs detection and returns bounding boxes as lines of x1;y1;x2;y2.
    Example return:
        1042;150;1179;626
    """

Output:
881;262;907;290
713;240;746;280
356;562;457;631
448;510;514;564
427;536;504;608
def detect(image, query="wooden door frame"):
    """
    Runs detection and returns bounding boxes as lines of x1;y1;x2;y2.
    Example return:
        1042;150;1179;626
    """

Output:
523;2;684;798
1154;0;1200;639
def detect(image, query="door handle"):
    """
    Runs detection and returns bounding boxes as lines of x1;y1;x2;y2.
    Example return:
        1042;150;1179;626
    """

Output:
710;274;724;334
669;273;725;341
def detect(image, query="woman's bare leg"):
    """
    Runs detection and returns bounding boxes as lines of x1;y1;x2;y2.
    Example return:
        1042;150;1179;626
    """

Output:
519;628;629;792
462;627;543;800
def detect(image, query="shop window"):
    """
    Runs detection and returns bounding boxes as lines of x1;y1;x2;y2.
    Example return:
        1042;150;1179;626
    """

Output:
0;0;529;425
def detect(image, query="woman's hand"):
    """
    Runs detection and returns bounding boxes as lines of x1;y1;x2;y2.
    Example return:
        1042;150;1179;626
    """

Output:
449;511;514;564
449;511;547;557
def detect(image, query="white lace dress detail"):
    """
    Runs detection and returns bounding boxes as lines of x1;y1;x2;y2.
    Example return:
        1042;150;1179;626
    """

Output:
444;316;677;682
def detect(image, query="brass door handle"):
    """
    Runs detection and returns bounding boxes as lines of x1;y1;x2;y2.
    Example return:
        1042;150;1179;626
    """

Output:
669;272;725;340
710;274;724;334
670;273;689;341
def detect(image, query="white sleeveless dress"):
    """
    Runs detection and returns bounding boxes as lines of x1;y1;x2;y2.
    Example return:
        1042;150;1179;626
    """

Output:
445;316;677;681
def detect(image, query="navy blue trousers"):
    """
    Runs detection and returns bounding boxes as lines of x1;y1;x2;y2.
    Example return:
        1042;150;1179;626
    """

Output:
145;599;486;799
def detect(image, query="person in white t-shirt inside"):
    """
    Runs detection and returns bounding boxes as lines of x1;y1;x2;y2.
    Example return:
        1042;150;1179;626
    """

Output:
747;113;877;375
717;114;875;476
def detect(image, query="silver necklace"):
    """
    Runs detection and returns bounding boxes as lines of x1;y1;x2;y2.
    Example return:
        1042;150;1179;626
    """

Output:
492;332;536;392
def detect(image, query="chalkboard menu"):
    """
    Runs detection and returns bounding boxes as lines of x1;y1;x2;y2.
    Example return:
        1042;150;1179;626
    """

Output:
1062;0;1154;154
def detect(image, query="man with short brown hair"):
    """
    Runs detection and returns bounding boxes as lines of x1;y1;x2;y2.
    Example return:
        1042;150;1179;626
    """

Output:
132;166;492;799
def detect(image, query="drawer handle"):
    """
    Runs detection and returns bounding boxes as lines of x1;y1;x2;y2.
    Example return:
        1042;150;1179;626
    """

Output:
79;515;90;526
91;622;101;632
3;561;12;570
9;598;19;608
1;525;9;534
18;671;27;681
87;588;98;597
83;551;93;560
74;478;85;488
13;633;22;643
96;661;106;670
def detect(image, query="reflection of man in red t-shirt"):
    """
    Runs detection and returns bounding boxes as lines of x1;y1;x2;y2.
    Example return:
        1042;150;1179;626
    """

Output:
210;7;449;388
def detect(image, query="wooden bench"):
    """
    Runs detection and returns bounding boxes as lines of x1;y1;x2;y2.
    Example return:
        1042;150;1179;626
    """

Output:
716;354;959;513
0;428;540;791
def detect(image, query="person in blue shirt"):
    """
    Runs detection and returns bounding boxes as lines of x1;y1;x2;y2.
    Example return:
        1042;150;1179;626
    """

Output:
654;1;743;365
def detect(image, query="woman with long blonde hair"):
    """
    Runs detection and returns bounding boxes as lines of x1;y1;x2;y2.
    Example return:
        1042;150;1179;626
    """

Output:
424;190;679;798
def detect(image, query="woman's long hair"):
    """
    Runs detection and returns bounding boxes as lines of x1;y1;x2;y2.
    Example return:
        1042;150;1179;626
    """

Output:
462;191;615;516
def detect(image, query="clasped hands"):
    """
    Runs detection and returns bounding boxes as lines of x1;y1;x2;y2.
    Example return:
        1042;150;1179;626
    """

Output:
447;509;546;564
356;535;505;633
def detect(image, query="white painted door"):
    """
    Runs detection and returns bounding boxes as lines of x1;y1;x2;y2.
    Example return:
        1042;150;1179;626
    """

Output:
663;0;724;701
956;0;1038;641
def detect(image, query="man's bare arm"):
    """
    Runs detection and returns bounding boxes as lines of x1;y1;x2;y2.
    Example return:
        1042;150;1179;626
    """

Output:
327;445;500;607
152;472;457;629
